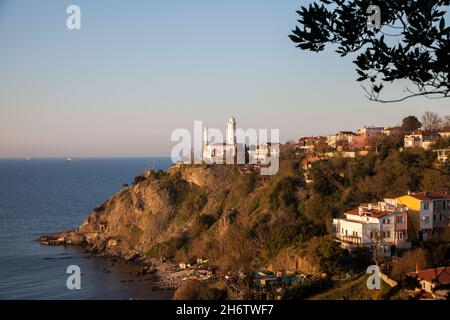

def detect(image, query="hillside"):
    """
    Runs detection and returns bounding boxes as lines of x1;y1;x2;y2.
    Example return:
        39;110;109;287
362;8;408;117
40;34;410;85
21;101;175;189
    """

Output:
41;145;450;284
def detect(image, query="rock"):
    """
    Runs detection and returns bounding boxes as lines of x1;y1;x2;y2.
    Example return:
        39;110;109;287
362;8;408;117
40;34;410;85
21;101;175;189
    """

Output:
219;209;239;236
68;233;86;246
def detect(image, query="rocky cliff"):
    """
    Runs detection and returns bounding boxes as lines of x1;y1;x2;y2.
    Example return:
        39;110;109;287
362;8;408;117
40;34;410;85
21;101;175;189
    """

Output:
41;160;317;273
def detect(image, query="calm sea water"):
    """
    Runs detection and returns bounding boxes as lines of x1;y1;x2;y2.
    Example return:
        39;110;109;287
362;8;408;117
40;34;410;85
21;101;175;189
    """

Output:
0;157;173;300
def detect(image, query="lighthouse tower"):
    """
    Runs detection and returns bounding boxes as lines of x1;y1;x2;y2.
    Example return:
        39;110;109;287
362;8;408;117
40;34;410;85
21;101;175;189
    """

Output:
203;125;209;145
226;117;236;145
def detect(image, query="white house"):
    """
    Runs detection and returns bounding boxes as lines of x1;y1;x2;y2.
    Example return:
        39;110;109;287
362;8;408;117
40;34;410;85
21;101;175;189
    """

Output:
333;202;411;256
404;131;439;150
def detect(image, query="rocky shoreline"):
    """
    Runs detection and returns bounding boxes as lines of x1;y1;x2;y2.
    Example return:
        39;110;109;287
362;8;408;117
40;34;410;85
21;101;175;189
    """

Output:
39;231;213;291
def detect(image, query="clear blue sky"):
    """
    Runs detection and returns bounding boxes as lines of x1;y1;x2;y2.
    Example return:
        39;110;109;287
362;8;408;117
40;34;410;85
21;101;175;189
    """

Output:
0;0;448;157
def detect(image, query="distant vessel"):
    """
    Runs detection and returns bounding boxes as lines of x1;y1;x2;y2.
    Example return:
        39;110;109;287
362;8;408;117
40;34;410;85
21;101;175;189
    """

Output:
65;158;72;162
26;157;32;161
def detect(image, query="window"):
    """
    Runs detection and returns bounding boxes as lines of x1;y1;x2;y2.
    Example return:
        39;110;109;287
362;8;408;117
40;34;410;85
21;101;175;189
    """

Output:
387;219;391;224
440;214;443;221
434;214;437;221
370;231;374;238
382;231;386;238
386;231;391;238
423;203;430;210
444;201;447;210
397;216;403;223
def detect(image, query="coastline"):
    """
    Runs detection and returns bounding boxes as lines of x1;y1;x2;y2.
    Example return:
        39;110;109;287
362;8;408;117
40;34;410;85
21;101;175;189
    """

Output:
39;232;211;293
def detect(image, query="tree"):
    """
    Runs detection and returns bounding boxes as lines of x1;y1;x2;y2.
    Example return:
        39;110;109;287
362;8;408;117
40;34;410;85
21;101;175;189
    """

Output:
421;111;442;131
390;249;429;281
290;0;450;103
401;115;422;132
443;115;450;127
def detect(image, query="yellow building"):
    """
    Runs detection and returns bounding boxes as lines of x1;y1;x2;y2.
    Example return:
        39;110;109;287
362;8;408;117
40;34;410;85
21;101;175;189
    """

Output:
395;192;450;241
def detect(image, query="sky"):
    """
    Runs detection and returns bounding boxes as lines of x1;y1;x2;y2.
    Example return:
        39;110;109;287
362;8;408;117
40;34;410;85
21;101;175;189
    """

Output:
0;0;449;157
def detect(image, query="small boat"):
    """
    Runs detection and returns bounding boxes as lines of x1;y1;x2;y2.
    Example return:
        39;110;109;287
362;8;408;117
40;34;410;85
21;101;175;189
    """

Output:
65;157;72;162
26;157;32;161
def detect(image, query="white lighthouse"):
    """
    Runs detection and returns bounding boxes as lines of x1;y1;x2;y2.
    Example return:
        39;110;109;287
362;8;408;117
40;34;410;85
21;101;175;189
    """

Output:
203;125;209;146
202;117;238;164
226;117;236;145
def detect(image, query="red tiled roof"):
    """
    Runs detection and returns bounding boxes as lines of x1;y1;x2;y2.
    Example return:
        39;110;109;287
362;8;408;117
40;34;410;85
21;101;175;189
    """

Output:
409;192;450;200
408;267;450;285
345;206;396;219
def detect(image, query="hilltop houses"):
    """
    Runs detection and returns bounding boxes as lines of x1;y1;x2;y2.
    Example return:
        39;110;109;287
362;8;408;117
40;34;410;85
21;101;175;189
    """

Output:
332;191;450;256
333;202;411;256
394;192;450;241
438;127;450;138
326;131;357;149
202;117;279;165
404;131;439;150
357;125;384;137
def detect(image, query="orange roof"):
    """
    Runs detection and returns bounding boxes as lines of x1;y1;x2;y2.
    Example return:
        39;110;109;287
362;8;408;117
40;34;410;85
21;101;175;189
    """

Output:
409;192;450;201
408;267;450;285
345;206;396;219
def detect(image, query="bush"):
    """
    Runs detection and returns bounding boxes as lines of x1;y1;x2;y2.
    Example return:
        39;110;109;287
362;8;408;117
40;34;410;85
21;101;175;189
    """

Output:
266;221;315;258
133;175;147;185
283;278;333;300
193;214;217;233
269;176;302;211
390;249;429;281
304;236;347;276
173;280;228;300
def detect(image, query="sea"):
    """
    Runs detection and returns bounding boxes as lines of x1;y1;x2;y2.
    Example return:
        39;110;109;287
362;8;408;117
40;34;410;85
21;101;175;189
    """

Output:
0;157;174;300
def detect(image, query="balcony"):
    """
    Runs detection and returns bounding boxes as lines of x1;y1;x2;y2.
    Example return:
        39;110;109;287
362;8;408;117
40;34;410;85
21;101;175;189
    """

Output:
334;234;362;244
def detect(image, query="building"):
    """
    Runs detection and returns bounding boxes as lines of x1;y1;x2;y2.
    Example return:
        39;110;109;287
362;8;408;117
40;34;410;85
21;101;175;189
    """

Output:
298;136;327;152
438;127;450;138
347;134;367;150
395;192;450;241
327;131;357;149
404;131;439;150
357;125;384;137
407;266;450;300
332;202;411;256
249;143;280;164
203;118;239;164
382;126;402;136
435;149;450;163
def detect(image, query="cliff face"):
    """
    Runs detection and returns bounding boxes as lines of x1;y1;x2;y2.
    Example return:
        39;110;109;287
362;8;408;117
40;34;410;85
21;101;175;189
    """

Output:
74;164;245;259
43;161;311;272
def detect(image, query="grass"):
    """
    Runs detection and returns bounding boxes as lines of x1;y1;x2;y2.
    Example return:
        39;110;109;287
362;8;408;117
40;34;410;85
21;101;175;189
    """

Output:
307;274;393;300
